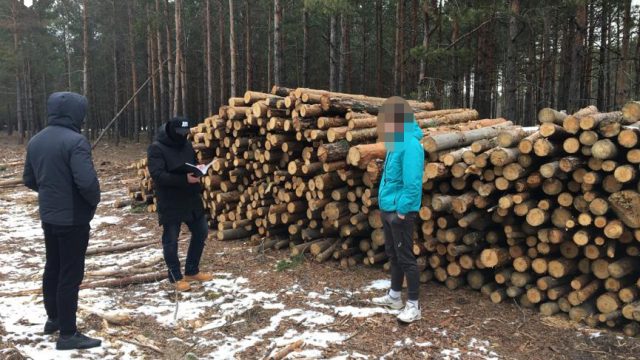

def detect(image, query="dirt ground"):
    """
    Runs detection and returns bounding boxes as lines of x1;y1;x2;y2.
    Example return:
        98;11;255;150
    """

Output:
1;134;640;360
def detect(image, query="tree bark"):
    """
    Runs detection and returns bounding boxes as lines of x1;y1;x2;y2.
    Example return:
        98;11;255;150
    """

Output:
82;0;89;97
339;14;351;93
329;15;339;92
504;0;519;122
569;1;586;112
228;0;237;97
163;0;174;118
127;1;140;141
273;0;283;86
393;0;404;95
244;0;252;91
616;0;632;107
375;0;382;96
11;0;23;143
173;0;183;116
218;0;227;105
597;0;608;111
302;2;309;87
155;0;166;126
112;0;120;144
205;0;213;115
419;0;430;84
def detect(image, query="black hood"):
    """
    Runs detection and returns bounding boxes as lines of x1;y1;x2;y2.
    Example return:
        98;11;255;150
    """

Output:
47;92;88;133
156;122;187;148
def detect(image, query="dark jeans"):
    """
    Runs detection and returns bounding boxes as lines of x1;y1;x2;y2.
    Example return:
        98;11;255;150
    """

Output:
161;214;208;282
382;211;420;301
42;222;90;336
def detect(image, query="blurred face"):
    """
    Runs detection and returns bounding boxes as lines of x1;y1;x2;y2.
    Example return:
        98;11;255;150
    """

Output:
377;97;413;151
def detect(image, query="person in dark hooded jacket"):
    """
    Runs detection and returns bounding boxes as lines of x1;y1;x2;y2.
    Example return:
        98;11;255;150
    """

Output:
23;91;102;350
147;117;212;292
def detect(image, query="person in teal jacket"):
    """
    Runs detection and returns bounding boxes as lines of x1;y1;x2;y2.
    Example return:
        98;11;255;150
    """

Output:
372;96;425;324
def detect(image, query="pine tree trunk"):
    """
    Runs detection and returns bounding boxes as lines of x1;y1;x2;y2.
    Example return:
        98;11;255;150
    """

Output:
267;2;272;90
583;1;595;104
228;0;237;97
504;0;519;121
339;14;351;93
148;6;159;136
616;0;632;106
82;0;89;98
475;14;494;119
597;0;608;111
451;14;461;108
419;0;431;83
164;0;174;118
393;0;404;95
156;0;166;126
329;15;338;92
244;0;252;91
173;0;182;116
273;0;283;86
360;6;367;94
11;0;23;143
218;0;226;105
180;45;187;116
375;0;382;96
205;0;213;116
569;2;586;112
112;0;120;145
302;2;309;87
127;1;139;142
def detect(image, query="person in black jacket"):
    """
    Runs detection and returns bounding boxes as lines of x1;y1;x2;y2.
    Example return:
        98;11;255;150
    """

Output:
148;117;212;292
23;91;102;350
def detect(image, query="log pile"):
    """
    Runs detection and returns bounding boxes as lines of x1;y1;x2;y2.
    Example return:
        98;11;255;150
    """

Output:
125;88;640;333
122;159;156;212
415;102;640;335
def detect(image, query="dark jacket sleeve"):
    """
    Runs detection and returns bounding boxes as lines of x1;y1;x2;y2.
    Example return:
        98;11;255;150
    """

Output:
22;150;38;192
70;138;101;207
147;144;189;188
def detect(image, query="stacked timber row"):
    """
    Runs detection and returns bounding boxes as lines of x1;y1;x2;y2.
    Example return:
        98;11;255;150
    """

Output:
121;158;156;212
416;101;640;335
125;88;640;333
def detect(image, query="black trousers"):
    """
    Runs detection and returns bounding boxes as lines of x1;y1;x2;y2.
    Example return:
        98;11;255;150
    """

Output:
161;213;208;282
382;211;420;301
42;223;90;336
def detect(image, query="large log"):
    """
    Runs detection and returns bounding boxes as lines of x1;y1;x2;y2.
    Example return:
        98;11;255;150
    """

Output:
422;123;514;153
607;191;640;229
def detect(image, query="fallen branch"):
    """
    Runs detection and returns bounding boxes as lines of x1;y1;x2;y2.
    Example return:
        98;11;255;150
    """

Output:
80;271;166;289
0;178;23;188
119;335;163;354
0;161;23;168
269;339;304;360
86;240;157;256
0;288;40;297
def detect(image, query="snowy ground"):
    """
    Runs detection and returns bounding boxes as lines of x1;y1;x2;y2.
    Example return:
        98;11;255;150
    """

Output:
0;182;504;359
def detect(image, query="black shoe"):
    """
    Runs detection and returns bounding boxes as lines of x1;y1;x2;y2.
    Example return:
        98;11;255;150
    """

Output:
56;332;102;350
43;318;59;335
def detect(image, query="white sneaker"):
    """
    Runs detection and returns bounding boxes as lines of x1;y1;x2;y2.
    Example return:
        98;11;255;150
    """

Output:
397;302;422;323
371;293;403;310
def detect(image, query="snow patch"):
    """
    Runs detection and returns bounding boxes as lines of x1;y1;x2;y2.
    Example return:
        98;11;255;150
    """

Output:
363;279;391;291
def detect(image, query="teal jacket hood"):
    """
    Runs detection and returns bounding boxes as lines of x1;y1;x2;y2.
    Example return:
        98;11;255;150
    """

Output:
379;120;425;215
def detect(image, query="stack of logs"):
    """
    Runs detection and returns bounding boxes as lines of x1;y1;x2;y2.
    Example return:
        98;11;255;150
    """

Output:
417;101;640;336
122;158;156;211
126;87;640;334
